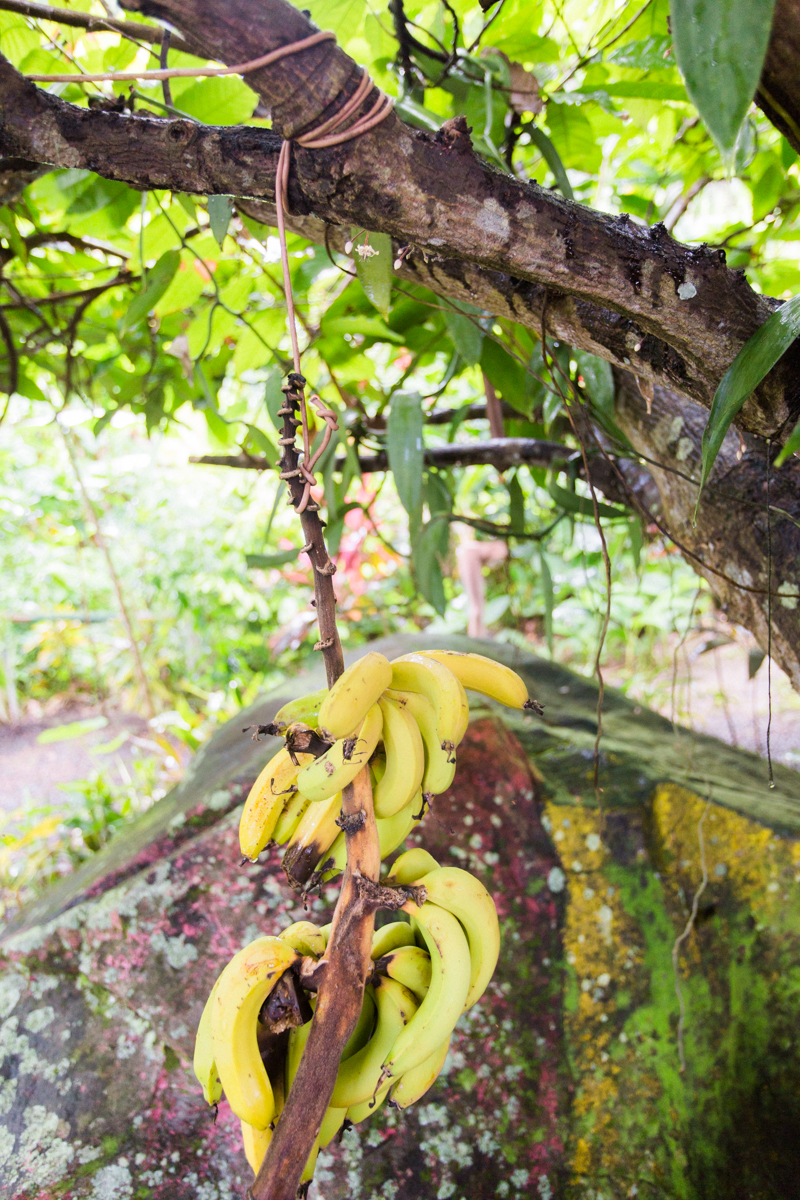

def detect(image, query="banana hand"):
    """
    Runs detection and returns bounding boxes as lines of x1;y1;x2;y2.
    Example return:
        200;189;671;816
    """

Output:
418;866;500;1010
210;936;298;1129
296;703;383;803
390;654;469;750
317;651;393;738
323;791;422;880
386;847;440;886
418;648;535;711
278;920;327;959
374;695;425;818
239;747;313;861
387;687;456;795
381;900;470;1081
390;1035;451;1109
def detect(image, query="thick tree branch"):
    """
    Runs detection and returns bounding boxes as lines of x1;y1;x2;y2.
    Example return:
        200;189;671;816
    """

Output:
757;0;800;154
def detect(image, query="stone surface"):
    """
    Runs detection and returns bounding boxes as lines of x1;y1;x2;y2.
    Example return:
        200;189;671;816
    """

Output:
1;635;799;1200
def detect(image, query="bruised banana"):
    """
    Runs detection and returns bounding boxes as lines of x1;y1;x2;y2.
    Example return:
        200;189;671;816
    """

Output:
390;654;469;751
390;1034;451;1109
270;687;328;734
330;976;418;1108
279;920;327;958
371;920;416;960
377;943;432;1001
421;866;500;1010
386;847;441;886
209;936;298;1129
282;790;342;886
317;651;393;739
381;900;470;1081
418;649;535;711
193;975;223;1106
374;696;425;818
239;747;313;861
297;703;382;803
387;688;455;795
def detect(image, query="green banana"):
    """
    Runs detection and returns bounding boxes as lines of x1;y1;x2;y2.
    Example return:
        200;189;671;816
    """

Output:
381;901;470;1081
377;943;432;1001
390;1035;451;1109
347;1080;391;1125
296;703;383;803
272;790;311;845
387;687;456;795
270;687;328;734
323;792;421;879
390;654;469;750
193;975;223;1106
371;921;415;960
386;847;441;886
317;651;393;738
209;936;298;1129
420;866;500;1010
374;695;426;818
330;976;418;1108
282;790;342;886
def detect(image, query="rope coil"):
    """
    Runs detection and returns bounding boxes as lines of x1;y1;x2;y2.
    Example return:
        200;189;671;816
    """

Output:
25;26;393;511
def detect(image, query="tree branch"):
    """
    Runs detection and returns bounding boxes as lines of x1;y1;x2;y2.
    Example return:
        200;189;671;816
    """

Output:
757;0;800;154
0;0;193;54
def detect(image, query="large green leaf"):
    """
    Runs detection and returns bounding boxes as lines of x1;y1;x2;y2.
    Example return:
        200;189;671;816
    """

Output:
120;249;180;334
387;390;424;517
670;0;777;155
528;127;573;200
175;75;256;126
699;295;800;499
245;548;301;569
444;302;484;366
354;230;393;318
548;480;628;520
413;517;448;615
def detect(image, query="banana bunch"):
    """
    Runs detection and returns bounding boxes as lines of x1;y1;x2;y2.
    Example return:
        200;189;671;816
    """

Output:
194;856;500;1183
239;649;538;885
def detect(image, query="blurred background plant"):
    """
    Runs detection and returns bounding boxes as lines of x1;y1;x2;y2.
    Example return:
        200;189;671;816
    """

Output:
2;0;800;921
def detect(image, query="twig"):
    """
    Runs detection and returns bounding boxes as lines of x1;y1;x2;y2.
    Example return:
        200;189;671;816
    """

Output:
0;0;192;52
766;441;775;788
159;29;175;114
672;799;711;1074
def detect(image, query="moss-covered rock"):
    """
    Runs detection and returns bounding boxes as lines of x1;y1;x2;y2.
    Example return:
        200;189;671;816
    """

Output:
2;635;799;1199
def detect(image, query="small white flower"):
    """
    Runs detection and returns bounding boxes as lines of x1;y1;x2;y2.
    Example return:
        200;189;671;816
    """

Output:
355;242;379;259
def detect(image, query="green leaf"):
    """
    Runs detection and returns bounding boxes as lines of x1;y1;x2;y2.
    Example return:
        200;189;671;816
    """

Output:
37;717;108;744
670;0;777;155
481;338;528;400
528;127;573;199
413;517;448;615
176;75;256;126
774;414;800;467
264;370;285;431
121;249;180;334
208;195;233;248
387;390;424;517
548;479;628;520
444;303;484;366
395;97;442;131
699;295;800;500
245;548;301;569
508;473;525;532
354;231;393;317
243;425;277;465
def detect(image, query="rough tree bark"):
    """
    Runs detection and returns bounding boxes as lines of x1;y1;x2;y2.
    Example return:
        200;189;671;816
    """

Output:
0;0;799;688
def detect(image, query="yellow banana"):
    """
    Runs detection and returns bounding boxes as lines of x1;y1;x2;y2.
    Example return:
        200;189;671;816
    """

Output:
241;1119;271;1175
296;703;383;803
420;867;500;1010
282;791;342;886
418;649;534;710
193;976;223;1106
210;936;298;1129
374;696;425;818
347;1080;391;1125
239;747;313;861
387;687;456;795
377;944;432;1001
330;976;418;1108
386;847;440;886
317;651;393;738
272;790;311;845
390;654;469;750
381;901;470;1080
278;920;327;959
390;1035;451;1109
270;687;328;734
371;921;415;960
323;792;421;879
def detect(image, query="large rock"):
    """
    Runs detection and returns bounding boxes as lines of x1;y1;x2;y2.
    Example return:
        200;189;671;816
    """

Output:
2;635;800;1200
